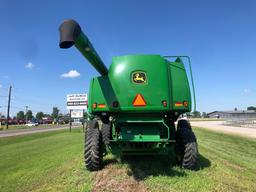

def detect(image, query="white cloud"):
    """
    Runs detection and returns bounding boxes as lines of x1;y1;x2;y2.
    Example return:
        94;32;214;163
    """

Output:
25;62;35;69
0;84;2;88
243;89;251;95
60;70;80;78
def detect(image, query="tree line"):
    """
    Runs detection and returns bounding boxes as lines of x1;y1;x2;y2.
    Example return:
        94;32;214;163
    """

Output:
15;107;63;122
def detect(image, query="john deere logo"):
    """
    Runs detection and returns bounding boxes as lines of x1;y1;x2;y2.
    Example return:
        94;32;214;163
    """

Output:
132;72;147;84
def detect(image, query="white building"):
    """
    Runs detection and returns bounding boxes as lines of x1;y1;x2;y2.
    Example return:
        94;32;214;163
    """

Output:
207;110;256;119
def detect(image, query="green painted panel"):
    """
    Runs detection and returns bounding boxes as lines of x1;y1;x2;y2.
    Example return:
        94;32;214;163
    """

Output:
88;54;191;113
169;61;192;111
89;55;171;112
120;126;160;141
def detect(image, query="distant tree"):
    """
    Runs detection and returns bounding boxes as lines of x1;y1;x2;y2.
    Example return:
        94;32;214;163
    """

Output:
234;107;238;111
44;114;51;118
26;110;33;121
185;112;192;118
62;113;70;124
57;113;64;123
247;106;256;111
51;107;59;120
58;113;64;118
16;111;25;120
192;111;201;118
83;112;88;120
202;112;207;118
36;112;44;120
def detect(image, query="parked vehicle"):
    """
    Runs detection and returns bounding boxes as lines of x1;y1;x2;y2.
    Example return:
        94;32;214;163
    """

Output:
25;122;39;127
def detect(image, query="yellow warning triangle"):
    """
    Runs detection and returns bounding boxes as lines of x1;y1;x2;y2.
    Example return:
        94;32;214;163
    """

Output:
133;94;146;106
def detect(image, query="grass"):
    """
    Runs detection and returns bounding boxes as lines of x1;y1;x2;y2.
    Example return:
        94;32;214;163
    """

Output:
0;128;256;192
0;129;91;192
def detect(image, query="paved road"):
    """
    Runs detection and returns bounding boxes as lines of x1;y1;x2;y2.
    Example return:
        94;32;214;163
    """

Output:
0;125;82;138
191;121;256;139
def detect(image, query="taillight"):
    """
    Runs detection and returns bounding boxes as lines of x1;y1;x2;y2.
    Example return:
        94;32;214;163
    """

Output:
98;104;106;108
174;101;188;107
162;100;167;107
175;102;183;107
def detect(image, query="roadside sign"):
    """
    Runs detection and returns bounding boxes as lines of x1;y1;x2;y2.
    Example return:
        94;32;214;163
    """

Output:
71;110;83;118
67;94;87;110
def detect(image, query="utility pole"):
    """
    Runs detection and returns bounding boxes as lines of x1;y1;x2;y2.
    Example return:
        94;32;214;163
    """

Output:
6;85;12;130
25;106;28;124
69;109;72;132
82;109;85;132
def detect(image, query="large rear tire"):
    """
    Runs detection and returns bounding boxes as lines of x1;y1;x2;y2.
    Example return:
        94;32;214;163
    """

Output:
175;119;198;170
84;120;103;171
101;122;111;145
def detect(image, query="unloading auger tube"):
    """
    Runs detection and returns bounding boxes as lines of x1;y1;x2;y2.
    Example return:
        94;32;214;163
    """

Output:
59;19;108;76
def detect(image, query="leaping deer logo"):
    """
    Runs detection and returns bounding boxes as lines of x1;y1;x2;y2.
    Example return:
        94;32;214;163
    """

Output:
133;73;146;83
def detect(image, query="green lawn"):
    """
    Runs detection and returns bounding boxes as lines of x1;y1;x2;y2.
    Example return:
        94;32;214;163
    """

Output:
0;128;256;192
0;129;91;192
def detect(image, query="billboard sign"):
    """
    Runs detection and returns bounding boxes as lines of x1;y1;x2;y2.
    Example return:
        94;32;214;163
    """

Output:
67;94;87;110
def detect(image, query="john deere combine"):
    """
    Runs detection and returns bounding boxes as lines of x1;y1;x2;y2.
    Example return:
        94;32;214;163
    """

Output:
59;20;198;171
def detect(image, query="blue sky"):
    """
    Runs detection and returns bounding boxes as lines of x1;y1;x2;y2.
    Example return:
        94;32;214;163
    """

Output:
0;0;255;116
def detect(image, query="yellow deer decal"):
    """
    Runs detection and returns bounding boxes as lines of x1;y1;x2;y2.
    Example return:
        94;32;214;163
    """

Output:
134;73;145;83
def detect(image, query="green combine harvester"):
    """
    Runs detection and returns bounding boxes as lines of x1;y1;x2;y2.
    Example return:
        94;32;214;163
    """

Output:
59;20;198;171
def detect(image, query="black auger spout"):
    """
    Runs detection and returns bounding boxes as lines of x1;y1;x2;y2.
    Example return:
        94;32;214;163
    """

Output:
59;19;108;76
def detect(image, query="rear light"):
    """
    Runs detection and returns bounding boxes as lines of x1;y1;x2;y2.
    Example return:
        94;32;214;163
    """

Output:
175;102;183;107
98;104;106;108
162;100;167;107
174;101;188;107
183;101;188;107
93;103;97;109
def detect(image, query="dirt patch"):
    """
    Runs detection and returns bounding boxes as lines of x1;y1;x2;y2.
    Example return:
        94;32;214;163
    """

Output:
221;160;245;171
92;164;148;192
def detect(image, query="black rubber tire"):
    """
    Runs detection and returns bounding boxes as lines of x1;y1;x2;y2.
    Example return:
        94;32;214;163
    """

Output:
84;120;103;171
101;123;111;145
175;119;198;170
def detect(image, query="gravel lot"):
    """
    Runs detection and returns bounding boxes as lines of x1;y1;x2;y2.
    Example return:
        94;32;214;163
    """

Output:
191;121;256;138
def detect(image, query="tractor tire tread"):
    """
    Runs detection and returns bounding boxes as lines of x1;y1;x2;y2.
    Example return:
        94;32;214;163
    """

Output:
101;123;111;145
176;119;198;170
84;120;103;171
